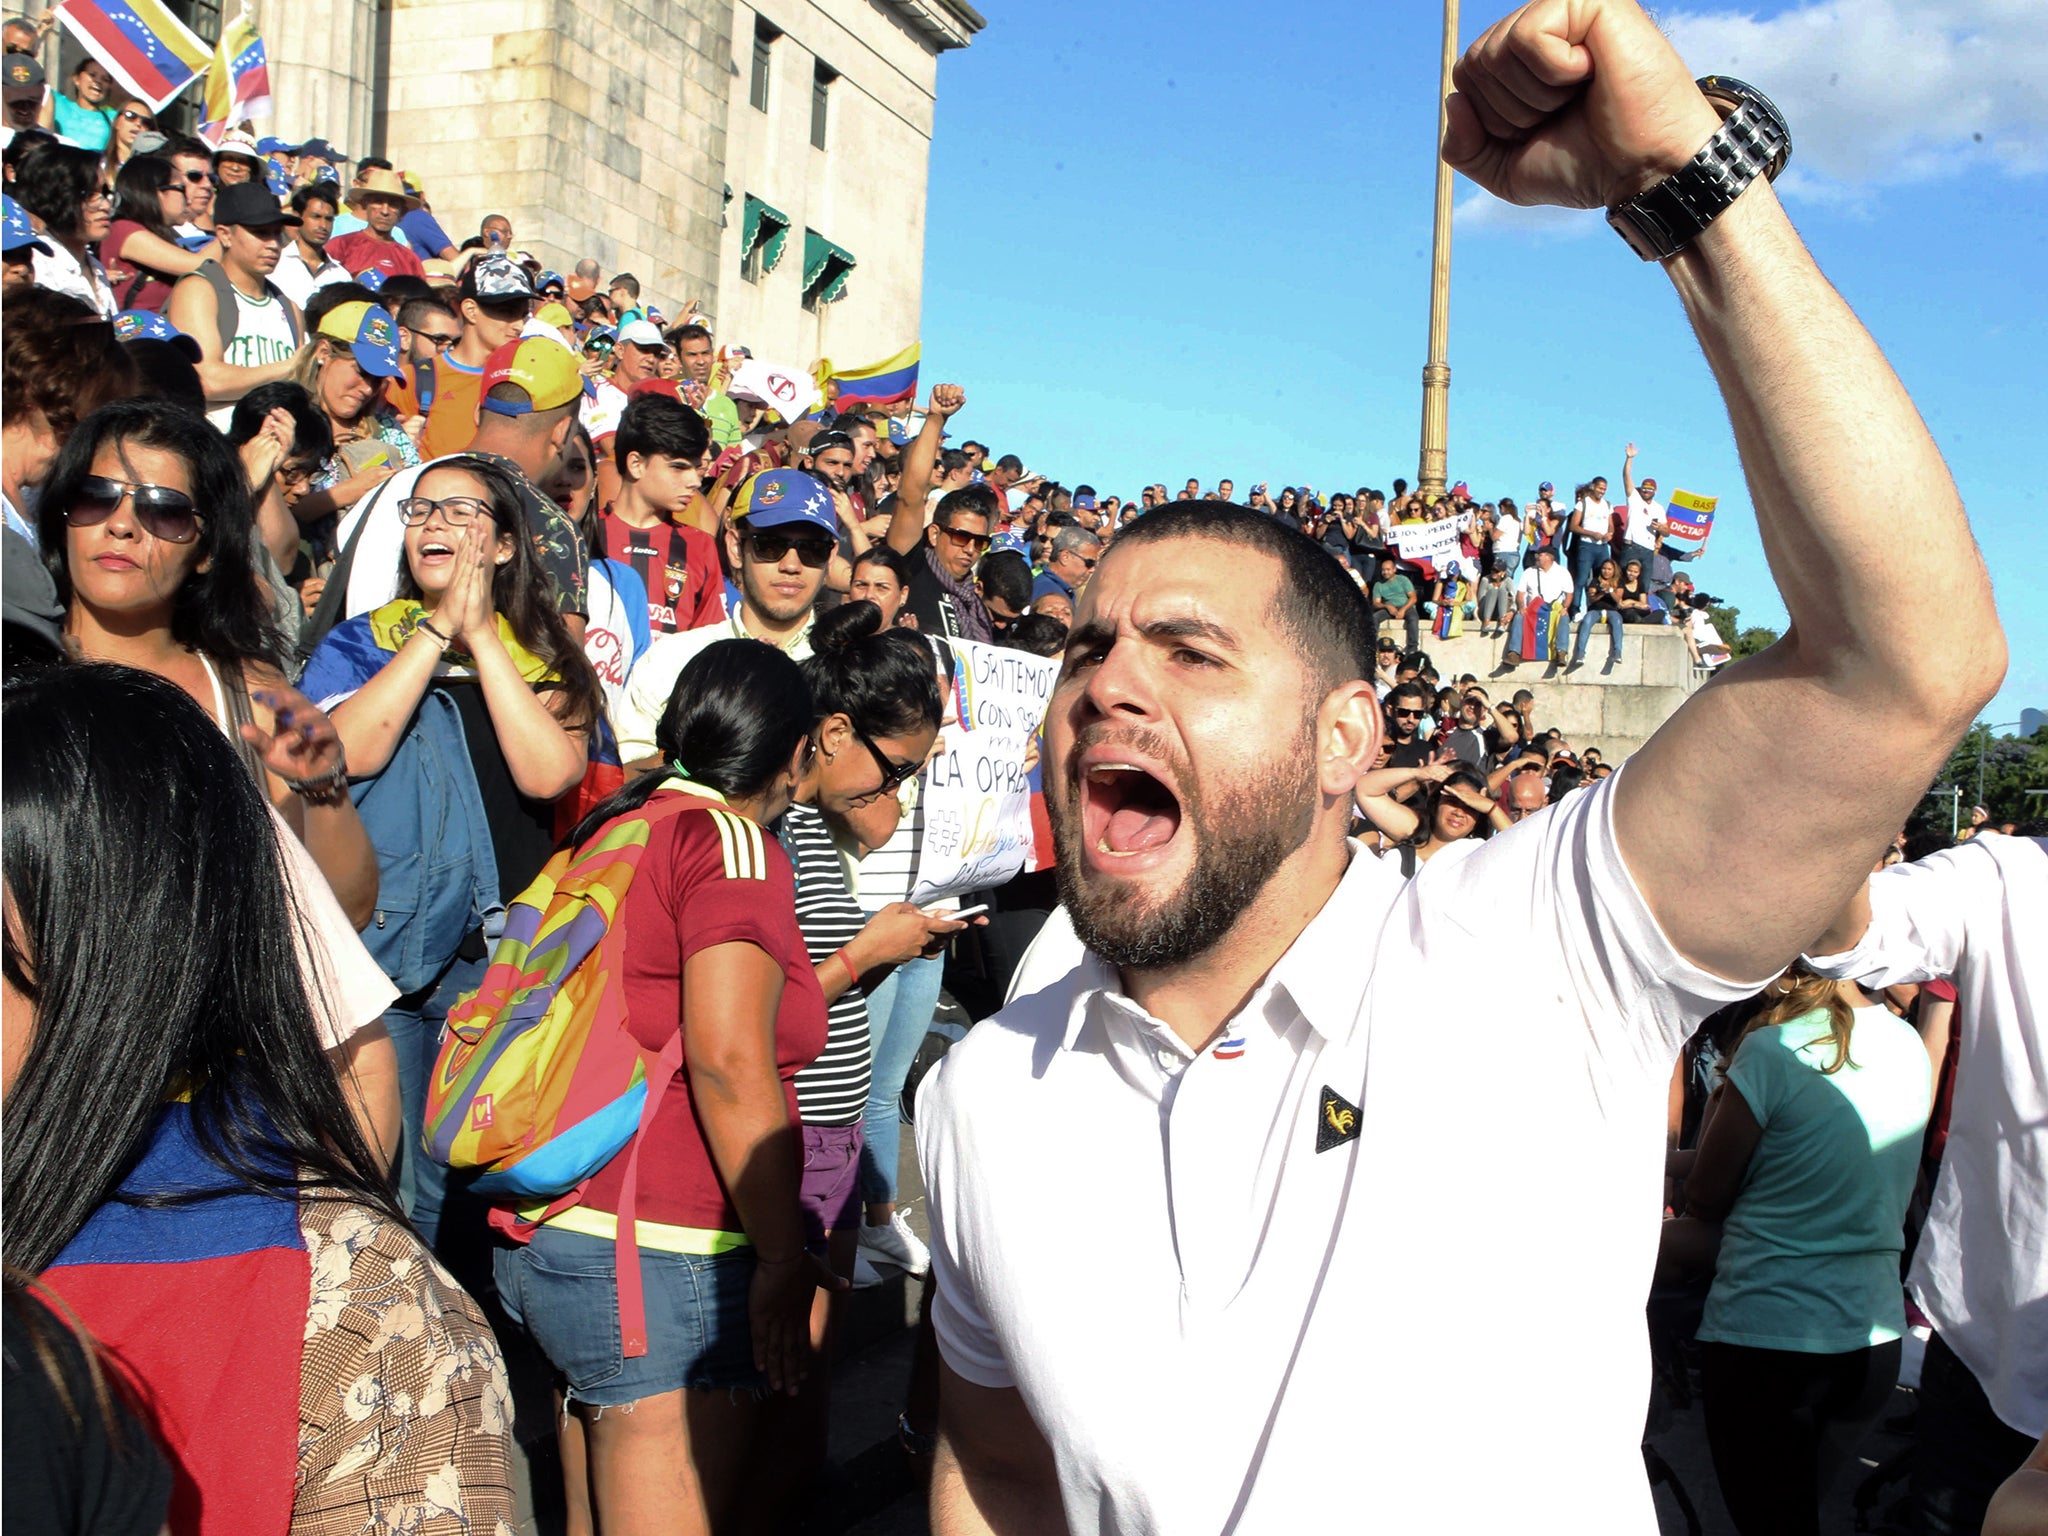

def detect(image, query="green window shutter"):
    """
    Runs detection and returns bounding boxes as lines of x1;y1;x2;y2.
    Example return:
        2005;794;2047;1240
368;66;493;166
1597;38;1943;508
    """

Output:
801;228;857;306
742;196;791;275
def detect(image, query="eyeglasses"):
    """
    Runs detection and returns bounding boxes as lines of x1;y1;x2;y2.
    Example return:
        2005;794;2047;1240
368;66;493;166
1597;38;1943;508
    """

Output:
398;495;495;526
89;184;115;203
417;330;461;350
66;474;202;544
850;723;922;799
744;529;834;568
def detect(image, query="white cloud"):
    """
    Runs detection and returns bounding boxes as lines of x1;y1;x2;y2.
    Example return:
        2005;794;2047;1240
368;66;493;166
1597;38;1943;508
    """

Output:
1458;0;2048;233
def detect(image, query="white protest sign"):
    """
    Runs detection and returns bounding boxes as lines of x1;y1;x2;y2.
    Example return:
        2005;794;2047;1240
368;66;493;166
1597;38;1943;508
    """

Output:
911;638;1059;905
1390;518;1465;569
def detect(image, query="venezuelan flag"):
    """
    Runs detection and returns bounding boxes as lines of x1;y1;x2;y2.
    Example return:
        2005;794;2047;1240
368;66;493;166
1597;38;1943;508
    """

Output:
822;342;920;410
53;0;211;113
198;12;271;146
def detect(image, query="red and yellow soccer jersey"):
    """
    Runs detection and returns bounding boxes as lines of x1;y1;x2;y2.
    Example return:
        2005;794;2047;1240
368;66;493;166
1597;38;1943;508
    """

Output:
599;512;726;635
579;791;826;1232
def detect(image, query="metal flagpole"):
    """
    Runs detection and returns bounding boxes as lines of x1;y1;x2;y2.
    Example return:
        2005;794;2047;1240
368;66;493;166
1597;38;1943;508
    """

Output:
1417;0;1460;499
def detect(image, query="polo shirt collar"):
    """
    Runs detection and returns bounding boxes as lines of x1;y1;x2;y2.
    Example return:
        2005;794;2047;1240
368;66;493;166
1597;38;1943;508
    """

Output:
1056;845;1392;1054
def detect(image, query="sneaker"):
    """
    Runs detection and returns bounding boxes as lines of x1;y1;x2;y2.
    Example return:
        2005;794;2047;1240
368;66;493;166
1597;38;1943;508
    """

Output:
858;1212;931;1276
851;1252;886;1289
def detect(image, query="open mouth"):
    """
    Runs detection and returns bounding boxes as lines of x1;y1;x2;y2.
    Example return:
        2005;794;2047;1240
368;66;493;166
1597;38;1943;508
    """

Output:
417;540;455;567
1081;761;1184;859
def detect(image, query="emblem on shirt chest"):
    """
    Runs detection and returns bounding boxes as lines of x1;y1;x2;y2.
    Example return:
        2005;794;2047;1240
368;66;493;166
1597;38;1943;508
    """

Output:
1316;1085;1360;1152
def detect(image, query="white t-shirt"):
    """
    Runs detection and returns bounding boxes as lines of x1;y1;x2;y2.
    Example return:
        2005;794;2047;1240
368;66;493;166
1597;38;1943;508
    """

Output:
1493;510;1521;552
204;280;301;430
613;609;813;761
1627;489;1662;538
1575;494;1614;542
271;241;351;309
1516;561;1573;605
32;240;115;316
1805;836;2048;1437
582;379;628;444
921;774;1761;1534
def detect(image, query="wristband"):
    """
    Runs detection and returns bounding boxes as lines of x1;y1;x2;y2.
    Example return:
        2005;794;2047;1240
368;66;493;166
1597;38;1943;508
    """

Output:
830;948;858;989
415;617;453;650
285;762;350;807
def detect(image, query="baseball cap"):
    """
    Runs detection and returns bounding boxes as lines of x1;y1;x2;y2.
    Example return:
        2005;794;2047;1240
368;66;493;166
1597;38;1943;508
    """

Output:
733;469;835;537
626;378;682;403
256;135;290;154
295;137;344;164
480;337;584;415
805;429;855;457
3;194;51;256
1539;481;1554;493
531;301;574;330
1451;481;1470;498
2;55;44;97
112;309;200;361
353;266;388;293
1072;492;1097;511
615;318;667;351
535;269;565;293
461;253;535;305
213;182;300;230
316;300;402;379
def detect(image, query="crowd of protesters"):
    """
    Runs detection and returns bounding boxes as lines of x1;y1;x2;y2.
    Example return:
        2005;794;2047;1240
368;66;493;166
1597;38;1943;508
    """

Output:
3;13;2044;1534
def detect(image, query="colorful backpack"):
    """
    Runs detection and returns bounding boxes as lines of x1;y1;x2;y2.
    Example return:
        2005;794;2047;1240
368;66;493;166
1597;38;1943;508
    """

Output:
424;791;694;1357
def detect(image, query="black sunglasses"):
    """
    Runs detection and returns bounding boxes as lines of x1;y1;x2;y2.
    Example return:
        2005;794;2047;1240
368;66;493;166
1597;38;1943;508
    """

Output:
851;722;921;798
745;528;834;568
66;475;201;543
1390;707;1424;719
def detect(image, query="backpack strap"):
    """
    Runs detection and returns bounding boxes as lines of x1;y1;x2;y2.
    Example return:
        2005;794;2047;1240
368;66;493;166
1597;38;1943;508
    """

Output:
195;259;241;354
611;1030;684;1360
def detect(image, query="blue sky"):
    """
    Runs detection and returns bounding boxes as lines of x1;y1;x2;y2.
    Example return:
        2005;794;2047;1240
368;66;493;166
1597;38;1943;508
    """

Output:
915;0;2046;728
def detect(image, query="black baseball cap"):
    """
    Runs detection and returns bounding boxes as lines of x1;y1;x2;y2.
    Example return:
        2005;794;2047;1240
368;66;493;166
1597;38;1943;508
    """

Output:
214;183;300;230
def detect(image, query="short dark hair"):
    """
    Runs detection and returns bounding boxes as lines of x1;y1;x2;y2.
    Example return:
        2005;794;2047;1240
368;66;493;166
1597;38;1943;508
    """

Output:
613;392;710;473
675;323;711;346
289;181;339;215
159;133;211;163
121;339;204;418
396;294;458;334
609;272;640;299
996;454;1024;475
1385;682;1431;713
852;545;911;585
937;448;971;476
1111;501;1377;694
373;274;436;312
226;381;333;465
1009;613;1067;657
933;483;997;529
976;549;1032;613
357;156;395;174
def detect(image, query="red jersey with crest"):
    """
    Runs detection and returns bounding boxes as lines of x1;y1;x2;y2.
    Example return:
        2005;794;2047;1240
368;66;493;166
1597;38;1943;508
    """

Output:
598;511;725;635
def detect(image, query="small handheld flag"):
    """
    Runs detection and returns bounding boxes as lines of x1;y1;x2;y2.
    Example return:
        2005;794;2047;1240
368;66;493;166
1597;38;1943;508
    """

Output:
818;343;920;411
198;10;272;147
1661;490;1716;550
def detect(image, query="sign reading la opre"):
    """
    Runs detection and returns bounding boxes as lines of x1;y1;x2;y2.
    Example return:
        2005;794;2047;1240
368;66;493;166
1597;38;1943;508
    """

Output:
911;638;1059;905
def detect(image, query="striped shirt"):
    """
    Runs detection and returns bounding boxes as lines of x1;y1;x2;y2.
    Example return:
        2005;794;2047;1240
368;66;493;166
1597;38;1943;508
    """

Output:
783;804;872;1126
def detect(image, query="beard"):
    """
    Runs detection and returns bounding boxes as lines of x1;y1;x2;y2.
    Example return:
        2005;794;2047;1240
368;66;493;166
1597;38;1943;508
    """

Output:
1049;719;1319;972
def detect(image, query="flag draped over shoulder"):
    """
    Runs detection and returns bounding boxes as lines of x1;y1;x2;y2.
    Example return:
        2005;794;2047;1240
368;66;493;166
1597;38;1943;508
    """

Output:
817;343;920;410
198;10;270;145
52;0;210;113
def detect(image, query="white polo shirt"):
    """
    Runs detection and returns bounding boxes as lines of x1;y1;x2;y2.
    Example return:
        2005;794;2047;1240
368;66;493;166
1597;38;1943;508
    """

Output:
1805;835;2048;1437
918;774;1761;1534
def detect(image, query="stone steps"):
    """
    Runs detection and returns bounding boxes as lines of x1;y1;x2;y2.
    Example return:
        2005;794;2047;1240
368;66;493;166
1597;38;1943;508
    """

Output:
1402;622;1704;762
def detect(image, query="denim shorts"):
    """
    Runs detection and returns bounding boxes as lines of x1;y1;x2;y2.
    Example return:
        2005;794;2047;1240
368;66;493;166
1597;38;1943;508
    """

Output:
799;1123;865;1245
495;1223;764;1405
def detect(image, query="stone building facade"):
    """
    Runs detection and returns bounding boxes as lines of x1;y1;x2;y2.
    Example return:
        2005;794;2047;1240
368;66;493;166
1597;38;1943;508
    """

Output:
10;0;981;363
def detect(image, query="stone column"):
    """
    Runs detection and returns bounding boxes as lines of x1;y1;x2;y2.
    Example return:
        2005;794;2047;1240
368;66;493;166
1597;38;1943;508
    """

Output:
255;0;379;160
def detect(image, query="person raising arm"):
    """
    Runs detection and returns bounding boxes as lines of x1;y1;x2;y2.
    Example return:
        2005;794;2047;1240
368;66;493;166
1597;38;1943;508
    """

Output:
1440;0;2002;985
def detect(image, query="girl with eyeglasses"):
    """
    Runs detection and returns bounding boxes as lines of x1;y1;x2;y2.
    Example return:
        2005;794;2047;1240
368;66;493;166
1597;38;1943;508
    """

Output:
301;454;603;1260
11;142;115;315
39;396;397;1160
101;153;219;312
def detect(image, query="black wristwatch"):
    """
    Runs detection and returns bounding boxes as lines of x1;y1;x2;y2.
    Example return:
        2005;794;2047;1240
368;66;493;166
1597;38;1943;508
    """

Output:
1606;76;1791;262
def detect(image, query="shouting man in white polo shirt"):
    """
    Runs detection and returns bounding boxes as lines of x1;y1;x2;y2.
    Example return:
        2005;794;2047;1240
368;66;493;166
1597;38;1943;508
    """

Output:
914;1;2008;1532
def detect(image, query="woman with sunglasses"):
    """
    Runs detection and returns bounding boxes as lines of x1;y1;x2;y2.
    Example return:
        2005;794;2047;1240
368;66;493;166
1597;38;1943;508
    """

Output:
101;153;219;313
496;639;838;1536
1357;761;1510;874
12;142;116;316
100;97;155;176
5;663;515;1536
302;455;603;1256
762;599;966;1514
39;397;396;1153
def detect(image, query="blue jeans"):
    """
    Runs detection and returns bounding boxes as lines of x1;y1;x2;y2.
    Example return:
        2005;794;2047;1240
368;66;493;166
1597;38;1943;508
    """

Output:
385;948;489;1249
858;950;944;1206
1570;538;1610;612
1571;608;1622;663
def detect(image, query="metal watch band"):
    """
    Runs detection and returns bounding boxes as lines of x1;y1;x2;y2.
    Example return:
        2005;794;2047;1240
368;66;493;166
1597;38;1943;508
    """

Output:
1606;92;1791;262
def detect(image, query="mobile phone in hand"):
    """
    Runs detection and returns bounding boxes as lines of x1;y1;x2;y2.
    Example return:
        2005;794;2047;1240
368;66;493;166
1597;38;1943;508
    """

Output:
929;903;989;922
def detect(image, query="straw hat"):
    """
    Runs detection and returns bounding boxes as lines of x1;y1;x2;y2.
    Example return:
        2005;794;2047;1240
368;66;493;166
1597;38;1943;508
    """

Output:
344;167;422;213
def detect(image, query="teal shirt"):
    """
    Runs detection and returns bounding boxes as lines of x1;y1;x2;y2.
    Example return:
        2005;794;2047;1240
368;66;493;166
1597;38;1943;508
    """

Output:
1699;1006;1930;1353
1372;574;1415;612
51;94;113;151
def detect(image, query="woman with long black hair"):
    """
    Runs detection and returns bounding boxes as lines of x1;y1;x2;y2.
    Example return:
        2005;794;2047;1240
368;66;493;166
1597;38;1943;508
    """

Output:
2;662;513;1533
304;454;603;1252
13;141;116;316
494;638;838;1536
100;153;218;313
